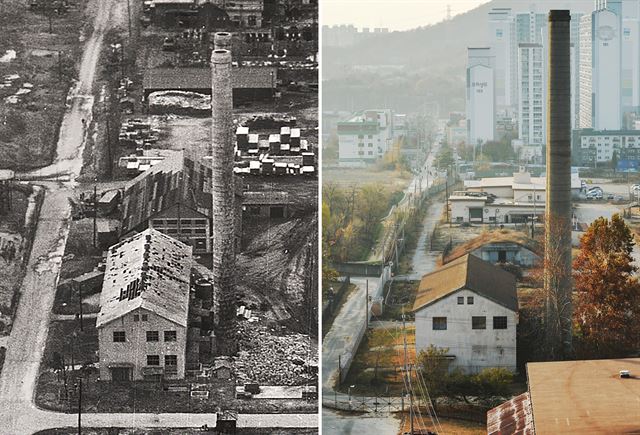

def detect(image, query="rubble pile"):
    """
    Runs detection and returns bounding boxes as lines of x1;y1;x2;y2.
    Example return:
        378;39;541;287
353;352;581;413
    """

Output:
234;323;317;386
148;90;211;116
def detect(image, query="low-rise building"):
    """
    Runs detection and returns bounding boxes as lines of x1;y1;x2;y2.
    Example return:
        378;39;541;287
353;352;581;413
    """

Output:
337;109;394;166
443;231;541;268
120;151;222;254
449;169;582;224
143;66;277;105
413;254;518;374
573;128;640;167
97;229;192;381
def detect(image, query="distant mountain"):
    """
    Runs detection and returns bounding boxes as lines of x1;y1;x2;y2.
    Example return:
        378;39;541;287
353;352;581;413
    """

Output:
322;0;594;114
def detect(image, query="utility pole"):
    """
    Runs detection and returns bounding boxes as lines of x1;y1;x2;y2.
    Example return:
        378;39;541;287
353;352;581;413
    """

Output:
77;377;82;435
93;185;97;248
78;280;83;331
365;280;369;330
127;0;132;40
402;312;413;434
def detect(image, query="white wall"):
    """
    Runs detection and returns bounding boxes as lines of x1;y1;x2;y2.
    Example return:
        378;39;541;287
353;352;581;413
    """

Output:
467;65;495;145
415;290;517;374
594;9;622;130
99;308;187;381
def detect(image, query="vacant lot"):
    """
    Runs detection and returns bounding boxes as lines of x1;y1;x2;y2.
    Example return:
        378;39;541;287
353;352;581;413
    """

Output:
323;167;412;189
0;0;91;171
341;326;416;396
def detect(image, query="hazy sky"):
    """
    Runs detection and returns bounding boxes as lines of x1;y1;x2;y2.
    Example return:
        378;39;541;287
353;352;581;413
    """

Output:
321;0;492;31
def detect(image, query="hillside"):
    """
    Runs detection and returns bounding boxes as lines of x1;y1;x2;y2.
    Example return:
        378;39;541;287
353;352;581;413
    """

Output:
322;0;594;114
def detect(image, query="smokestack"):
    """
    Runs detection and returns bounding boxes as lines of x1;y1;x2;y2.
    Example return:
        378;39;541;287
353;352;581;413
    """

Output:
545;10;572;358
210;48;237;355
214;32;232;51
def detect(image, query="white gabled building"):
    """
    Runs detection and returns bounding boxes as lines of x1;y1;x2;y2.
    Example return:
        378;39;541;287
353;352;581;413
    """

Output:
97;228;193;381
413;254;518;374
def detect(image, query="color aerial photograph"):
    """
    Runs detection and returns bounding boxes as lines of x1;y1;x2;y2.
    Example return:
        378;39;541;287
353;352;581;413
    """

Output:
0;0;318;433
321;0;640;434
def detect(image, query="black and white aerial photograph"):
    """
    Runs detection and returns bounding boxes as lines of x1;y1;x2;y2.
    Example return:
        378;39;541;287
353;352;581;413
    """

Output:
0;0;318;433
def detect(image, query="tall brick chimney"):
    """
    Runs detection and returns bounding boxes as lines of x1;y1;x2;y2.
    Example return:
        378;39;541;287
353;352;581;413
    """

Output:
211;48;237;355
545;10;572;358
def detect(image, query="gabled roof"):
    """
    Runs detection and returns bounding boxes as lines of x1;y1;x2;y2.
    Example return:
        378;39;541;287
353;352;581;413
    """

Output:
412;254;518;313
443;230;541;264
97;229;192;328
121;150;213;234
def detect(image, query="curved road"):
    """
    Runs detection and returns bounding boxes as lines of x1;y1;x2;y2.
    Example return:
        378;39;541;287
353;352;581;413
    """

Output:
0;1;317;433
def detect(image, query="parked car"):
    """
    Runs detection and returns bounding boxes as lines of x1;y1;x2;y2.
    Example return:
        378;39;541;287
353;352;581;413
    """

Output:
586;190;603;200
588;186;603;193
631;184;640;192
607;194;615;200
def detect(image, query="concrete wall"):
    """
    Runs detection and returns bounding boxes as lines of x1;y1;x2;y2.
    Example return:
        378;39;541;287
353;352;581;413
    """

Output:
415;290;517;374
98;308;187;381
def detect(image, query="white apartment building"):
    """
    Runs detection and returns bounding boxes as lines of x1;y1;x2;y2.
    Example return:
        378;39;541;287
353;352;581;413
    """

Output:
337;109;394;166
579;13;593;128
488;8;517;115
518;43;545;146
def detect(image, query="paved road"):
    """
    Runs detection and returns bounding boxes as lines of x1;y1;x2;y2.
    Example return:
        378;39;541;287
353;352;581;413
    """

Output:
322;277;378;393
406;198;445;280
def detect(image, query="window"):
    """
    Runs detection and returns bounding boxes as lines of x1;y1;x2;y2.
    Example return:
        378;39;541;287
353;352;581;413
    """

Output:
165;355;178;375
166;219;178;226
146;331;159;342
457;296;464;305
147;355;160;366
142;314;148;321
467;296;474;305
165;330;177;342
493;316;508;329
152;219;163;226
472;316;486;330
432;317;447;330
194;228;206;234
194;219;207;225
113;331;126;342
133;314;139;322
166;228;178;234
181;219;192;225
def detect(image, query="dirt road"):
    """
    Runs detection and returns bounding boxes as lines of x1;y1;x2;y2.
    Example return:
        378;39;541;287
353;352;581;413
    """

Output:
23;0;114;181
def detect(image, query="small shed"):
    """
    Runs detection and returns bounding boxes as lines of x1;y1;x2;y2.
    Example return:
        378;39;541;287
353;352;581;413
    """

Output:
212;358;233;380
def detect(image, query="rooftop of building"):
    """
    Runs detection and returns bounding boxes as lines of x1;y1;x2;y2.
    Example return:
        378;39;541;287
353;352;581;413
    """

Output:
443;230;541;264
527;358;640;434
412;254;518;313
97;228;192;328
143;66;277;92
121;150;214;234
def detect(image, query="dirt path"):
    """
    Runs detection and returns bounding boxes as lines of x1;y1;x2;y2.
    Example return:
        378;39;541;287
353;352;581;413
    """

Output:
23;0;114;181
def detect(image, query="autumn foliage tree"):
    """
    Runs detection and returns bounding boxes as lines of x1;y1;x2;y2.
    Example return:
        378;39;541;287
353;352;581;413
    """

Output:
573;214;640;358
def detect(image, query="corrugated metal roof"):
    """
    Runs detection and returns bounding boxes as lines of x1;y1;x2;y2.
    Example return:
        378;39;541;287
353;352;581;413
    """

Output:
97;229;192;328
487;392;534;435
121;150;213;234
412;254;518;312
